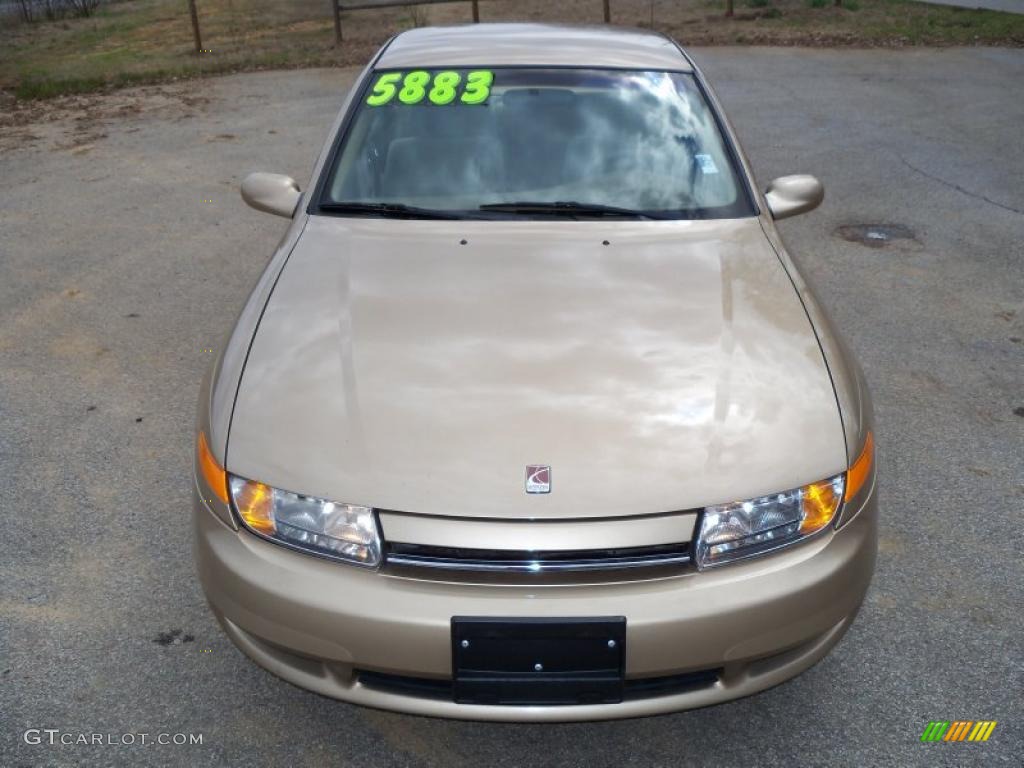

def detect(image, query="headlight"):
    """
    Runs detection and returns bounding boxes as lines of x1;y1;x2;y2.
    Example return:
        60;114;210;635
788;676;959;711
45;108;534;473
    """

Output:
695;475;844;569
229;475;381;567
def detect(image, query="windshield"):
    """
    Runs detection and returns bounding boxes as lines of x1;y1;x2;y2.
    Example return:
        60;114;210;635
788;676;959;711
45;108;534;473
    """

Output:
319;67;755;219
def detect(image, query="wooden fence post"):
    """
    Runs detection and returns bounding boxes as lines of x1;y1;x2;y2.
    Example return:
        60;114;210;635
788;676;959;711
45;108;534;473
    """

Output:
725;0;733;17
187;0;202;54
333;0;342;45
603;0;610;23
471;0;479;22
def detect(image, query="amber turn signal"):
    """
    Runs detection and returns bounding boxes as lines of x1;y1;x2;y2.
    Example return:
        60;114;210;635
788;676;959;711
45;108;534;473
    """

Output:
197;431;229;504
844;431;874;502
798;476;845;535
230;477;276;535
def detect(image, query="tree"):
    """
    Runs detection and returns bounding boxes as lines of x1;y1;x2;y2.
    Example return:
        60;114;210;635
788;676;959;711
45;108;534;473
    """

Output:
66;0;102;17
15;0;36;23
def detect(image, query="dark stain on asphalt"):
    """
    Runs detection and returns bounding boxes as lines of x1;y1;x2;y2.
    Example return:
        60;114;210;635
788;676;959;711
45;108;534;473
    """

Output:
154;629;195;646
1014;407;1024;418
835;223;916;248
124;312;140;318
86;405;96;411
135;417;143;422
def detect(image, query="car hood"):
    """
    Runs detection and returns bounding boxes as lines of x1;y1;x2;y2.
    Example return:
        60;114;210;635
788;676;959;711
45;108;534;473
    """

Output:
227;216;846;519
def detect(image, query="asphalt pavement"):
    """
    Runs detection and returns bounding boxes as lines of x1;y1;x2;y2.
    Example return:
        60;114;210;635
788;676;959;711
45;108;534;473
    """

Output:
919;0;1023;13
1;46;1022;767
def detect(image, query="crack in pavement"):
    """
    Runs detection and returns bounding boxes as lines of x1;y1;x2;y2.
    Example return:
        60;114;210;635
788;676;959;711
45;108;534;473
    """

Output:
899;155;1024;216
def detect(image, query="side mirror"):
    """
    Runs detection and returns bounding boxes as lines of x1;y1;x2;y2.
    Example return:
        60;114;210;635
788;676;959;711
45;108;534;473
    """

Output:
241;172;301;218
764;175;824;221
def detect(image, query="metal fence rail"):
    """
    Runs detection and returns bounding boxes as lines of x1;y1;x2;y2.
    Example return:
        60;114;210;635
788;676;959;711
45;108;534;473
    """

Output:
330;0;612;44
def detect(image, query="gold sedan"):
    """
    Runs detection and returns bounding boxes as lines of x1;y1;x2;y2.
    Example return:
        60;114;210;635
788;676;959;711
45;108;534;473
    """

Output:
194;23;876;721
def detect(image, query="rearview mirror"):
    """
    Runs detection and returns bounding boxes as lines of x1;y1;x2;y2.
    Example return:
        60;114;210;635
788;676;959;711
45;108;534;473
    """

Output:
764;175;824;221
241;172;301;218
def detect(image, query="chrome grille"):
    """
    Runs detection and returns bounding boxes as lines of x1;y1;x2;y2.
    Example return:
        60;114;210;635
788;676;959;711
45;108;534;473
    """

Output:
384;542;691;573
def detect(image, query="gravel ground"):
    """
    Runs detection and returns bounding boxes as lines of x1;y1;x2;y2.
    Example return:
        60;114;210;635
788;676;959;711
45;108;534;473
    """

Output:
1;47;1022;767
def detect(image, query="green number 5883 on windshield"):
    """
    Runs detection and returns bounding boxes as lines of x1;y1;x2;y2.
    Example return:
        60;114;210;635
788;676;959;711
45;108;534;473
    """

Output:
366;70;493;107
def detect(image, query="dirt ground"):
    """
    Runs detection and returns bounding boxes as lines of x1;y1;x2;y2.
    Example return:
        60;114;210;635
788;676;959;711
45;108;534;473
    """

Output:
0;84;211;154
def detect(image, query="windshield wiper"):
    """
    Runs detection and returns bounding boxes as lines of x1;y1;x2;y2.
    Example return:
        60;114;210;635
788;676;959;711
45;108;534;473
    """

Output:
478;201;666;220
319;201;468;220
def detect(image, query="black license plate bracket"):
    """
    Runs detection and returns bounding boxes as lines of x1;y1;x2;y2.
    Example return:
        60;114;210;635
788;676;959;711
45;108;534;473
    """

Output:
451;617;626;705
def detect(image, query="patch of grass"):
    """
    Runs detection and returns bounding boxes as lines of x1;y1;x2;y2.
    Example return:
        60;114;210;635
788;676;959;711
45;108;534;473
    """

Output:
2;0;1023;101
15;75;108;100
845;0;1023;43
13;64;234;100
0;0;412;100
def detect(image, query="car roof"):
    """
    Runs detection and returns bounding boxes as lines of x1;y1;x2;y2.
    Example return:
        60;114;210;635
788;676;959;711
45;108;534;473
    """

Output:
377;23;692;71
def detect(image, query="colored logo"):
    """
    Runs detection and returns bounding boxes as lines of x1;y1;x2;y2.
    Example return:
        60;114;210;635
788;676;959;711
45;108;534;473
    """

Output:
920;721;997;742
525;465;551;494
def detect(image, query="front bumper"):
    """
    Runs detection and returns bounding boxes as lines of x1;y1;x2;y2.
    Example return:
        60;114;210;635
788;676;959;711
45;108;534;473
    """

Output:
194;486;877;721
